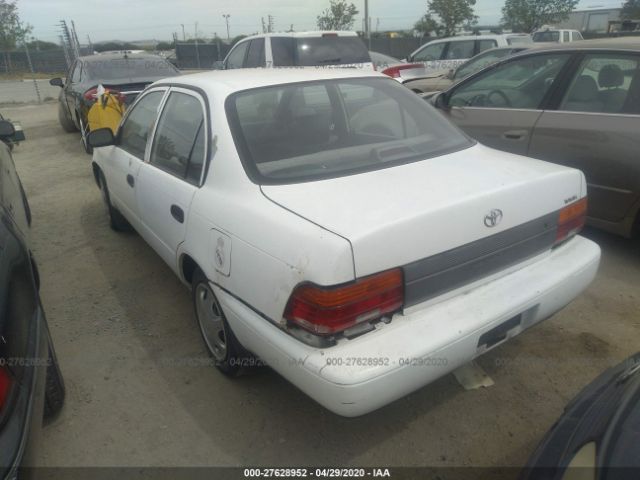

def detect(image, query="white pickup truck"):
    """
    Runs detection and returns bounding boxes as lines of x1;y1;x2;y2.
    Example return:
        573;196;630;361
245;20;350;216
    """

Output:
89;68;601;416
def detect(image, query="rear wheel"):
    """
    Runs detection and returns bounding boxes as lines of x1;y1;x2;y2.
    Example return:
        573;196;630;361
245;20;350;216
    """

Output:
79;115;93;155
192;269;248;376
57;103;77;133
97;170;130;232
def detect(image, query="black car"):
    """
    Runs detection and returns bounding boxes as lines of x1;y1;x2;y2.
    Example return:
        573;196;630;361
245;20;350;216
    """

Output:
0;120;65;479
521;353;640;479
49;52;180;154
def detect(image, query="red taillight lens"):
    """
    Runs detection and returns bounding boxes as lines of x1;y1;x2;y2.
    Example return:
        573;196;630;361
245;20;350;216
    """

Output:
0;366;12;410
284;269;404;335
556;197;587;244
381;63;424;78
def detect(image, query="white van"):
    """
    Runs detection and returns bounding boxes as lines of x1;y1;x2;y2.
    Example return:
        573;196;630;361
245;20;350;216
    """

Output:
407;33;532;71
220;31;373;70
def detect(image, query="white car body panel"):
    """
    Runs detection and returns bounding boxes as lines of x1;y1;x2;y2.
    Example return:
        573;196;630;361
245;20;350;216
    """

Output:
92;68;600;416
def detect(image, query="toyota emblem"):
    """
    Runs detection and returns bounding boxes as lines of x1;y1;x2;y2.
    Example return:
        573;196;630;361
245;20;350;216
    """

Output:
484;209;503;228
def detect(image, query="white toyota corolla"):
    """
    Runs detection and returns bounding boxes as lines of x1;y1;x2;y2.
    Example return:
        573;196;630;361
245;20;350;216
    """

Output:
88;68;601;417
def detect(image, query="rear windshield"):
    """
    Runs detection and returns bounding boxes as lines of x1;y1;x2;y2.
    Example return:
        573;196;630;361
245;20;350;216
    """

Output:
84;58;179;81
533;31;560;42
226;78;473;184
270;36;371;67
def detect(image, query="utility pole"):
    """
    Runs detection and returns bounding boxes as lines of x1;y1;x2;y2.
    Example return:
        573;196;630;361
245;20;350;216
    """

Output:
268;15;274;33
181;24;186;41
364;0;370;49
223;14;231;40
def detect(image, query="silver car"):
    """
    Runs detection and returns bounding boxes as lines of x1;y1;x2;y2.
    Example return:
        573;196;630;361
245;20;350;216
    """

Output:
432;37;640;238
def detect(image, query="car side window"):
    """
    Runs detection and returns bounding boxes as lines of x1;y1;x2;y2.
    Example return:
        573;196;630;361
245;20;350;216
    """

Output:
413;42;446;62
119;91;164;159
150;91;206;184
225;41;249;69
478;40;498;54
245;38;266;68
271;37;296;66
560;54;640;114
449;53;570;109
445;40;475;59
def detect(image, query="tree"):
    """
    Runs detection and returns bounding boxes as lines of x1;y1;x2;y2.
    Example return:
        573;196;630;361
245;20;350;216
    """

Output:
0;0;30;50
27;39;59;51
421;0;478;37
621;0;640;19
317;0;359;31
414;14;442;37
502;0;579;33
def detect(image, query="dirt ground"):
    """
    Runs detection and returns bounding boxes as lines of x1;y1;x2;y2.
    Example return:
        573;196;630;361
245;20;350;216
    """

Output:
4;103;639;469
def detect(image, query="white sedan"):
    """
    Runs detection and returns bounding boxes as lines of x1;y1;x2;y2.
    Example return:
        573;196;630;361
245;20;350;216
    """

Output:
88;68;601;417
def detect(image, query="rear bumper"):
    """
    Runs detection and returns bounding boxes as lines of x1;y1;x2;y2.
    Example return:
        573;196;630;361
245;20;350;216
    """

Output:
216;235;601;417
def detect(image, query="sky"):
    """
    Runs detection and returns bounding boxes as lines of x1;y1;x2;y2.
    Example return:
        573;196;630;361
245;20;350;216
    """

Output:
18;0;626;44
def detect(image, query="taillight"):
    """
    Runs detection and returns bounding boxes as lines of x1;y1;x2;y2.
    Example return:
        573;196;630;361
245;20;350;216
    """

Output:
381;63;424;78
284;269;404;335
556;197;587;244
0;366;12;410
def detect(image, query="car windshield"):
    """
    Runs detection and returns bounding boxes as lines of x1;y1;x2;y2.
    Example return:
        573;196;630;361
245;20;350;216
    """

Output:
271;36;371;66
84;58;178;81
533;31;560;42
227;77;472;184
454;49;513;80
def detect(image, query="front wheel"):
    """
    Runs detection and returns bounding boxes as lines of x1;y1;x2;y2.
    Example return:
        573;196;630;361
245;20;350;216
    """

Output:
192;269;248;376
57;103;77;133
97;170;130;232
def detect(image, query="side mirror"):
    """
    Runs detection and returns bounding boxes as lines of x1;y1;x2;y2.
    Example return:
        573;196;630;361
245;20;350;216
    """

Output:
212;60;225;70
87;128;115;148
0;120;16;139
432;92;450;111
49;77;64;87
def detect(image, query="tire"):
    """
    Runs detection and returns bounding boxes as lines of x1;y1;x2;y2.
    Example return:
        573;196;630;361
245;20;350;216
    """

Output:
192;268;249;376
97;170;130;232
43;342;65;419
57;103;78;133
79;115;93;155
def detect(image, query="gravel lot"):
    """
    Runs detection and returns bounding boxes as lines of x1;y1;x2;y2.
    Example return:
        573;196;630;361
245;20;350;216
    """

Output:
4;102;639;469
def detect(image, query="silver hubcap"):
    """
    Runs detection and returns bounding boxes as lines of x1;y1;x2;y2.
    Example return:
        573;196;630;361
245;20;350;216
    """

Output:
195;283;227;362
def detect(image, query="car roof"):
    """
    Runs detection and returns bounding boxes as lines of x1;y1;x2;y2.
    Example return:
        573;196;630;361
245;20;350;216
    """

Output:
156;68;383;98
240;31;358;41
427;33;531;43
79;52;163;62
523;36;640;52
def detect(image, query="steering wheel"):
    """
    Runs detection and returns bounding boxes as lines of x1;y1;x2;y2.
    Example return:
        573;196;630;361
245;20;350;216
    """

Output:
487;90;512;108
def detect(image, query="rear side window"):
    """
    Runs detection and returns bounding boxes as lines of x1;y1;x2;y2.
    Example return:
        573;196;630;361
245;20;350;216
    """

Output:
573;32;584;41
478;40;498;53
225;42;249;69
119;91;164;159
245;39;265;68
271;37;296;66
533;31;560;42
413;42;446;62
227;78;472;184
150;92;206;183
446;40;475;59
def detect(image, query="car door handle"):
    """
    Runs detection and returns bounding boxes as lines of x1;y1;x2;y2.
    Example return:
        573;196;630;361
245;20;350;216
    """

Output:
503;130;527;140
170;205;184;224
126;174;135;187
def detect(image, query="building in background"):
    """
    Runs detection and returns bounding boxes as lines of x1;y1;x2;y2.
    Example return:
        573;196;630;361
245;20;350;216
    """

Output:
557;7;622;33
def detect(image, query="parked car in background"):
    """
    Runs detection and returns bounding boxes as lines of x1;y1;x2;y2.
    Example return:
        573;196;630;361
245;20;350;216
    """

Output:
49;52;180;154
370;51;428;83
0;120;65;479
405;46;533;94
533;27;584;43
406;33;532;71
217;31;373;71
521;353;640;479
430;37;640;237
88;68;599;416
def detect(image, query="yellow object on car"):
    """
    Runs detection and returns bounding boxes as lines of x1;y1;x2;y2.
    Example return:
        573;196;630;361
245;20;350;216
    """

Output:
87;90;126;135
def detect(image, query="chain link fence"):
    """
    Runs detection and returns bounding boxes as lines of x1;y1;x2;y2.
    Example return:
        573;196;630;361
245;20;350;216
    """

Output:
1;48;69;106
